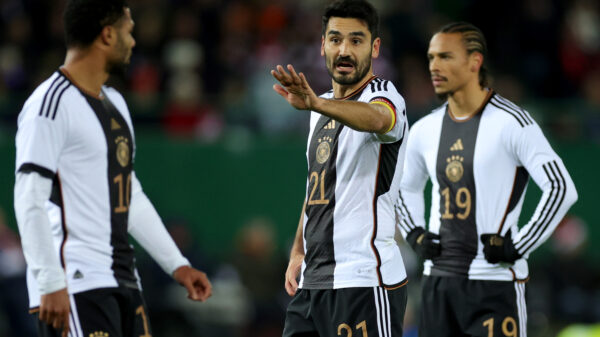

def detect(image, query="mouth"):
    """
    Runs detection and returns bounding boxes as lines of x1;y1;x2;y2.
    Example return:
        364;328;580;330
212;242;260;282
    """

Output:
335;61;355;74
431;75;447;87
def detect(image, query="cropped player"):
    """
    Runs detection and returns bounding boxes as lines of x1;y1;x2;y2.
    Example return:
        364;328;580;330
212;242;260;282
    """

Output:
271;1;409;336
396;22;578;337
14;1;211;336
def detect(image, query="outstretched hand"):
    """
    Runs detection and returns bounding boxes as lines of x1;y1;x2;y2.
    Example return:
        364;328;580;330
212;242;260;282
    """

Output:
173;265;212;302
271;64;319;111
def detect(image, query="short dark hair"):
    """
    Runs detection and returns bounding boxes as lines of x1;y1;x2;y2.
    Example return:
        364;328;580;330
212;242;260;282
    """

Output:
63;0;127;48
322;0;379;41
438;22;489;88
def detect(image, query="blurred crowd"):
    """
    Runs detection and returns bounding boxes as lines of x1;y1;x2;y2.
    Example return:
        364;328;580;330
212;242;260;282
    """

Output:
0;0;599;141
1;0;599;336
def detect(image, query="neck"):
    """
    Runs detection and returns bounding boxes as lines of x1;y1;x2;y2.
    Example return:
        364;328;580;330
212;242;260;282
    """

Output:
447;80;489;118
332;69;374;99
62;48;109;98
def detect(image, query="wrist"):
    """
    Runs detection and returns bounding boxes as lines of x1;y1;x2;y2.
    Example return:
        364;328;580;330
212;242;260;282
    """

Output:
311;97;325;112
172;264;191;279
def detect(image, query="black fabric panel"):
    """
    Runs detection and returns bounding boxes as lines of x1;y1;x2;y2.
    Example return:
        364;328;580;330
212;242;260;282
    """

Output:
49;175;62;207
372;137;403;286
302;115;343;288
18;163;55;179
375;139;403;198
505;167;529;218
432;107;483;276
84;92;136;286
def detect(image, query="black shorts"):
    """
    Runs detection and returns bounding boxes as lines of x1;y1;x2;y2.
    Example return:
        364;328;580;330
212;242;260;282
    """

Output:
419;275;527;337
283;286;407;337
35;286;152;337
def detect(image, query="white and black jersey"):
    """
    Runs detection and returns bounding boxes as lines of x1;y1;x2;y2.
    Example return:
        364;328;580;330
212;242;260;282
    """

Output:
299;76;409;289
396;90;577;281
15;69;189;308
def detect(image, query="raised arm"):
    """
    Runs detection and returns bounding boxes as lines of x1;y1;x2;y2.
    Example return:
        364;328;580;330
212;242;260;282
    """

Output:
271;64;393;134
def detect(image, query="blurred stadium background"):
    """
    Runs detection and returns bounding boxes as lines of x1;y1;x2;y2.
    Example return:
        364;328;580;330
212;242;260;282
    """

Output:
0;0;598;336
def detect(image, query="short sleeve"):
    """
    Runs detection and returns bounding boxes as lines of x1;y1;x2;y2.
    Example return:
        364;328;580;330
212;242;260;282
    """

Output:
15;96;68;177
363;79;407;143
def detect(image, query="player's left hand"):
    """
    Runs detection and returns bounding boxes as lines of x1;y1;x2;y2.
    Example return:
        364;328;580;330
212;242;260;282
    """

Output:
271;64;320;111
173;265;212;302
480;233;522;264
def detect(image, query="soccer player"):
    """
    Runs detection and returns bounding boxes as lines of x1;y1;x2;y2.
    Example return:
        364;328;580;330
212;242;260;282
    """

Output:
271;1;409;336
396;22;578;337
13;1;212;336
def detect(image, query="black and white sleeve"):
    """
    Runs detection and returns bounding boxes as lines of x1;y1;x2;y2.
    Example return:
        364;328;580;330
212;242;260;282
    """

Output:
510;121;578;258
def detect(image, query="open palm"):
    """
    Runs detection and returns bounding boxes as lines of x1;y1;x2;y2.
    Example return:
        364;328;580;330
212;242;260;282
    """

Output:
271;64;318;110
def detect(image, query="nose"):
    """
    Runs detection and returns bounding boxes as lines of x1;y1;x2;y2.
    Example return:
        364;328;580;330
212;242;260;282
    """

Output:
339;39;350;56
429;57;438;74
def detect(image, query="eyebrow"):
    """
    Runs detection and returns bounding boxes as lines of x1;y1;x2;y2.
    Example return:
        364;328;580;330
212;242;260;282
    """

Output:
428;51;453;57
327;30;366;37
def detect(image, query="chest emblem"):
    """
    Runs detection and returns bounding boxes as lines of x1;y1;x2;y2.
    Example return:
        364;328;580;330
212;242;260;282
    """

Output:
115;136;130;167
316;136;332;164
446;155;464;182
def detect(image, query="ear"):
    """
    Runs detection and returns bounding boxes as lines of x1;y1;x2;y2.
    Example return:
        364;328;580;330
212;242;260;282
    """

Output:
320;36;325;56
470;52;483;73
371;37;381;59
99;25;116;47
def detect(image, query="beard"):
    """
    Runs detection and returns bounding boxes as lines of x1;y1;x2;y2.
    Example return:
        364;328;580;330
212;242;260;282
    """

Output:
436;91;451;101
325;52;372;86
106;35;131;76
106;58;128;76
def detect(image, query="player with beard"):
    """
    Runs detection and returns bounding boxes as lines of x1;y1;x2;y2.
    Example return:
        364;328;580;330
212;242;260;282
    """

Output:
396;22;577;336
14;1;212;336
271;1;409;336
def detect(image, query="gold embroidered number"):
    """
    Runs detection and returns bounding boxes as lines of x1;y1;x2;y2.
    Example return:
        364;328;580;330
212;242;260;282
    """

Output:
308;170;330;205
135;305;152;337
337;323;352;337
441;187;472;220
502;317;517;337
483;318;494;337
337;321;368;337
441;187;454;219
482;317;518;337
113;173;131;213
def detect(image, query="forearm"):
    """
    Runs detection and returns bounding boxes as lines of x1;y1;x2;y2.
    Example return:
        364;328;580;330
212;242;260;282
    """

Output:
14;172;66;294
128;174;189;275
514;161;578;257
313;97;392;134
290;202;306;258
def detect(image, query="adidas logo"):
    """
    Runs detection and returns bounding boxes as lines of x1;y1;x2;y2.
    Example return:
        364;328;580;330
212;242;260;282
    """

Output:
111;118;121;130
73;270;84;280
324;120;336;130
450;138;463;151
